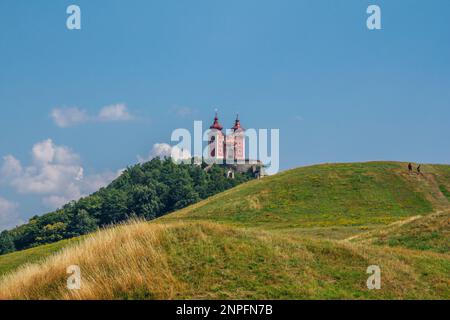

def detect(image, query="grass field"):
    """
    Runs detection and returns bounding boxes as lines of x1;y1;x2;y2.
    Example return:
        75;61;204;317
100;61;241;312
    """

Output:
163;162;439;228
0;238;80;277
0;161;449;299
352;210;450;254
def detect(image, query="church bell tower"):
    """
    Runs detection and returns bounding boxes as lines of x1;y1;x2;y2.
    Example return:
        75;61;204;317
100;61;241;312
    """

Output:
208;112;225;162
231;114;245;162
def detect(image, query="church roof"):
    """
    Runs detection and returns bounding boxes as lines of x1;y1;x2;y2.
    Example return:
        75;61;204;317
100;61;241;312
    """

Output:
210;113;223;130
231;114;244;131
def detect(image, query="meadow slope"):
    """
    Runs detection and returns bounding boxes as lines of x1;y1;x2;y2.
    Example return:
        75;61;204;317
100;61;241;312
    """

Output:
350;210;450;253
1;161;449;299
162;162;449;228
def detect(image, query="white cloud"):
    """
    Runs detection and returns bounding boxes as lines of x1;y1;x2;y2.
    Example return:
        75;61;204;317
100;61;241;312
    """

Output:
31;139;80;165
150;143;173;158
0;155;22;179
41;186;81;209
138;143;191;163
1;139;121;210
51;107;89;128
98;104;133;121
2;140;83;195
42;195;73;210
79;170;122;193
51;104;135;128
0;197;22;231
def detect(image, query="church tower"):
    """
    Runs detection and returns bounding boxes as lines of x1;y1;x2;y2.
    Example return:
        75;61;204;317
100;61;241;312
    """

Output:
231;114;245;162
208;112;225;162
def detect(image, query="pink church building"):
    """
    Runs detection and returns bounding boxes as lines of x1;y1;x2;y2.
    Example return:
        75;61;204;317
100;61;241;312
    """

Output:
208;113;245;163
206;112;265;179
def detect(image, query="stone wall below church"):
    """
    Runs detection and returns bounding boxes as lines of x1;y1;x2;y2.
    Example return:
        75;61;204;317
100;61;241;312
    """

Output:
222;160;265;178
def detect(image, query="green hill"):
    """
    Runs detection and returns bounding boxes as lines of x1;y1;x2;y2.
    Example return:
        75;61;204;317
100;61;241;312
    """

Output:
164;162;448;229
1;161;449;299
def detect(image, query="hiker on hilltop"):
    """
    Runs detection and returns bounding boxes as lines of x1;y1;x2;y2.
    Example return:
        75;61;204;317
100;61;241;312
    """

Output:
408;163;413;173
417;165;421;174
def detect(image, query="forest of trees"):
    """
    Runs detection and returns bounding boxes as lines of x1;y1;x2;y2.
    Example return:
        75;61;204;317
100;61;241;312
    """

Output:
0;158;254;255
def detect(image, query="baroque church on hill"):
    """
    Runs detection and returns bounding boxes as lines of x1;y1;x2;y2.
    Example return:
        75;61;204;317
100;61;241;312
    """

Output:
208;113;245;162
207;113;265;179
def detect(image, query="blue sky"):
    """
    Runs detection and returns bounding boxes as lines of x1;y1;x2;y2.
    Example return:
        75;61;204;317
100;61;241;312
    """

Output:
1;0;450;230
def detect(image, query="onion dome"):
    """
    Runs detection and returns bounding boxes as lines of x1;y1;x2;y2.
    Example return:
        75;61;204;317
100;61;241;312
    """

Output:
210;112;223;130
231;114;244;131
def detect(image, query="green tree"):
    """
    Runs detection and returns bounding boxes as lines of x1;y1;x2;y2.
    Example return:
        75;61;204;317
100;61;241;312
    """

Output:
68;209;98;236
35;222;67;244
130;184;163;219
0;158;255;255
0;231;15;254
99;189;130;224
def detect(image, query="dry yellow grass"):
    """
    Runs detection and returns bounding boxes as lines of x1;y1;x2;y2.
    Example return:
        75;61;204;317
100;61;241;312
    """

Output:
1;218;449;300
0;220;184;300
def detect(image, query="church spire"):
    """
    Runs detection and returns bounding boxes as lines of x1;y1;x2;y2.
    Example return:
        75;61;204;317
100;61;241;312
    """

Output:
232;113;243;131
210;110;223;130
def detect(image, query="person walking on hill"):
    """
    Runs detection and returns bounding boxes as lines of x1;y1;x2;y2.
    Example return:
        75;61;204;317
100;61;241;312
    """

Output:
417;165;421;174
408;163;413;173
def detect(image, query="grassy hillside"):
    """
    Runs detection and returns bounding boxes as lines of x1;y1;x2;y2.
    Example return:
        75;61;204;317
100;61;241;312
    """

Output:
0;238;80;277
164;162;448;228
351;210;450;254
1;161;449;299
0;220;448;300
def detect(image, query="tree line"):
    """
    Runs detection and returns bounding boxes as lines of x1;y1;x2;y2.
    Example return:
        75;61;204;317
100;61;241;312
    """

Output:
0;158;254;255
